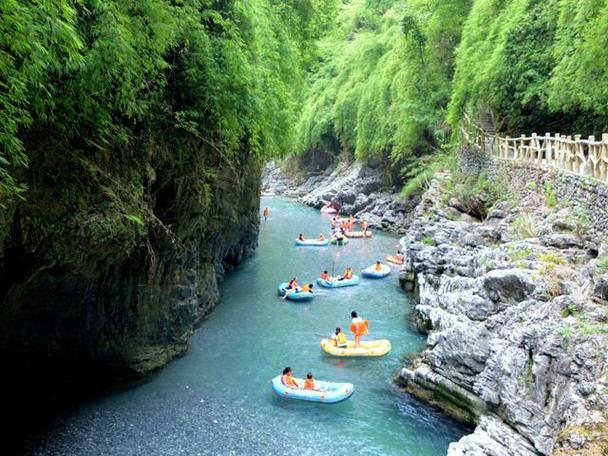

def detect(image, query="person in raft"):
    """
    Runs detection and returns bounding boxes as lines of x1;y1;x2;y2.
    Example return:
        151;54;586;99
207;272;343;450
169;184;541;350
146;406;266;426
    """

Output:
346;214;355;232
350;311;369;348
394;251;405;264
332;327;348;348
300;283;314;293
263;207;269;220
304;372;321;391
361;219;369;234
282;277;300;299
374;261;383;271
298;233;305;241
318;233;326;241
339;267;353;281
320;270;331;281
282;367;300;389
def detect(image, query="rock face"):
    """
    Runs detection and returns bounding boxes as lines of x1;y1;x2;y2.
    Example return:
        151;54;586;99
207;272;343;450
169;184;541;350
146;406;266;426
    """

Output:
262;160;420;235
397;177;608;455
0;139;262;404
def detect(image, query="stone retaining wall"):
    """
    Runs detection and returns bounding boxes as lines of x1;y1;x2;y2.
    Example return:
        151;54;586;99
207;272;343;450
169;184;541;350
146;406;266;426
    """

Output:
459;147;608;239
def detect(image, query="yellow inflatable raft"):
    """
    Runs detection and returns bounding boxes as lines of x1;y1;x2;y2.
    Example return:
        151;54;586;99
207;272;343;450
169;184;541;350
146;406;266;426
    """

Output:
320;339;392;357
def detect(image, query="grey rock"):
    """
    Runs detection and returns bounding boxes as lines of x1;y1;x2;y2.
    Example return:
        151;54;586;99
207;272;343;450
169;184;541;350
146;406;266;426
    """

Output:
540;233;585;249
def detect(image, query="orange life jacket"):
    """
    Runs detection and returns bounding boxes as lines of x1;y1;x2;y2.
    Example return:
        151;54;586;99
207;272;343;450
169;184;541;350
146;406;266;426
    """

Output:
303;378;315;390
300;285;312;293
349;319;369;336
282;374;299;388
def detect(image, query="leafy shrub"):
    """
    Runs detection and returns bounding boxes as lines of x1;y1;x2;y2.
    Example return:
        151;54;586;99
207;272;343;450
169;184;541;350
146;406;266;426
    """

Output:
597;257;608;274
539;253;566;265
512;214;538;239
401;153;457;198
421;236;436;246
544;181;558;208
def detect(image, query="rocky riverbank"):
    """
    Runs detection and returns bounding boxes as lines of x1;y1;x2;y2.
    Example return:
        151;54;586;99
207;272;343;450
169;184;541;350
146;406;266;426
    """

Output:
262;160;419;235
397;173;608;455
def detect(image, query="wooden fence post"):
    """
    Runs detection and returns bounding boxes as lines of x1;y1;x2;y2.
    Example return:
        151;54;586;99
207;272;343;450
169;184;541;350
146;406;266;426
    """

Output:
544;133;551;167
602;133;608;182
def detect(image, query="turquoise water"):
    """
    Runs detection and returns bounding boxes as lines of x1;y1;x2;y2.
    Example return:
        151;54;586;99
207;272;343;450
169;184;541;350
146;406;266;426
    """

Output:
31;197;467;456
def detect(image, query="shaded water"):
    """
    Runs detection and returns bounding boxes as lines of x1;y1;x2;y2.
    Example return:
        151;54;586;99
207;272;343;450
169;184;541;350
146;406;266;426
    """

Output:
31;197;467;455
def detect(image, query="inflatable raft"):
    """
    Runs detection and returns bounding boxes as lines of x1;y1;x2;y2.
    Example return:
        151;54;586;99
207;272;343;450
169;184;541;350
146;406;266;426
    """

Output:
330;237;349;245
321;205;338;214
362;264;391;278
278;283;314;302
316;276;360;288
386;255;404;266
345;231;372;238
295;238;329;247
271;376;354;404
320;339;392;357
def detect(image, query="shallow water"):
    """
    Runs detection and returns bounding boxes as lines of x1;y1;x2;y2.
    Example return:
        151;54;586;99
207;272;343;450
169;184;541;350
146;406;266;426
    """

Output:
31;197;467;456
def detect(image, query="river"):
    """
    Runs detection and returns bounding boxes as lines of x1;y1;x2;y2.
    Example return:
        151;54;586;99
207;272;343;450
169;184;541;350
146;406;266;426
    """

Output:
30;197;468;455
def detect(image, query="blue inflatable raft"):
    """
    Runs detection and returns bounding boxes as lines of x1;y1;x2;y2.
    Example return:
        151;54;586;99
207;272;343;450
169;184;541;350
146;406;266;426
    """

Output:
278;283;314;302
362;264;391;279
271;376;354;404
316;276;360;288
295;239;329;247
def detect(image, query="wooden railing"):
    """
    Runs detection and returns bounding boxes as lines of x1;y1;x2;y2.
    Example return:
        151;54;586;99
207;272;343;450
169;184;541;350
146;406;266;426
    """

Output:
462;113;608;183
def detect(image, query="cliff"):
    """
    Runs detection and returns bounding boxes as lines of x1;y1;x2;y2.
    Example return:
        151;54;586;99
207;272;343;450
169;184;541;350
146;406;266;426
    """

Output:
0;134;262;451
397;167;608;455
262;159;420;235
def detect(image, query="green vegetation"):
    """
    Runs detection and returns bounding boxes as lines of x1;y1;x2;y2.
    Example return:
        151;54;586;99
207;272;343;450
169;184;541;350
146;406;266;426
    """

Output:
573;207;591;237
449;0;608;136
557;324;572;342
421;236;436;246
4;0;608;223
296;0;608;188
401;153;456;197
512;214;538;239
539;253;567;266
0;0;337;206
297;0;472;175
480;256;496;271
507;245;535;262
598;257;608;274
443;171;508;219
544;180;558;209
561;303;579;318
